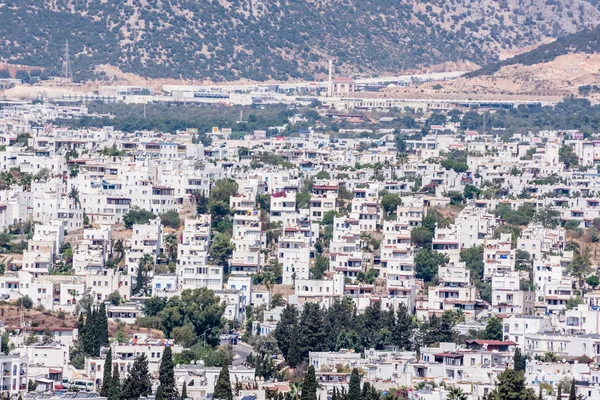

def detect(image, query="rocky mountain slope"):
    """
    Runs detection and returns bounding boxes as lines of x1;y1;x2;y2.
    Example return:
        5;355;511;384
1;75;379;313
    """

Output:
2;0;600;81
466;24;600;78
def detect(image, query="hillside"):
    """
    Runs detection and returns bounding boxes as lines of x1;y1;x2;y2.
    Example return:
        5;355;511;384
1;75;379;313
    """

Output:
1;0;600;81
370;52;600;101
467;24;600;78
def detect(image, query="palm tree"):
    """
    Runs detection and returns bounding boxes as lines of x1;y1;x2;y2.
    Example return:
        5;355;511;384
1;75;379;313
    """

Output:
163;234;178;262
288;382;301;400
68;185;80;208
544;351;559;362
135;254;155;295
397;153;408;165
139;253;154;272
262;272;276;295
68;289;79;305
446;387;468;400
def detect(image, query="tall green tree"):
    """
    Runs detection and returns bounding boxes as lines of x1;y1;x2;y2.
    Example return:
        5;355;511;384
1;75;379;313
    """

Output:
99;302;109;346
332;387;338;400
274;305;299;360
391;303;415;350
559;144;579;170
381;193;402;216
209;233;234;269
122;354;152;400
163;233;179;262
487;369;536;400
415;249;449;282
181;382;187;400
159;288;225;345
484;317;503;341
83;306;102;356
420;312;459;346
410;227;433;248
156;346;177;400
286;326;303;368
210;179;239;203
300;365;317;400
135;254;154;295
100;349;113;396
569;379;576;400
298;303;328;356
213;364;233;400
1;332;9;355
326;298;356;351
460;245;484;280
77;312;85;351
348;368;361;400
107;364;121;400
532;205;561;229
568;247;592;290
513;347;526;372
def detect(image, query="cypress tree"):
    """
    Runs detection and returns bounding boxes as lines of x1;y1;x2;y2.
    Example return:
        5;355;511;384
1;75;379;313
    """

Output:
83;309;94;354
181;382;187;400
107;364;121;400
91;307;102;356
514;347;526;372
274;305;299;360
82;306;102;357
361;382;370;399
156;386;164;400
300;365;317;400
557;385;562;400
100;349;113;396
99;302;109;346
347;368;361;400
569;379;576;400
135;261;145;295
213;364;233;400
286;325;303;368
122;354;152;400
157;346;177;400
77;313;86;351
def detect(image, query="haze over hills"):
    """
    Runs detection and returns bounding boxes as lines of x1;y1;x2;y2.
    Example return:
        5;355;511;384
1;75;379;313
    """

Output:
2;0;600;82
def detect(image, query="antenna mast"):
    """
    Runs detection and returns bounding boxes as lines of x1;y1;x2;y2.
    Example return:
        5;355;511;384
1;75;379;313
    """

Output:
61;39;73;84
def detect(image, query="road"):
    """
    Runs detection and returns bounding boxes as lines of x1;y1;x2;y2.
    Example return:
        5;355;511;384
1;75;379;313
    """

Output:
231;342;253;366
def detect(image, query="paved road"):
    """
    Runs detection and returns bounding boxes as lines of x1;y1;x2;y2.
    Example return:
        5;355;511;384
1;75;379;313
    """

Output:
231;342;253;366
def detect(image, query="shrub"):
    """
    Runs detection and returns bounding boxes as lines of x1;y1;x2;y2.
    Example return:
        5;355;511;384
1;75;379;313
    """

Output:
160;210;181;229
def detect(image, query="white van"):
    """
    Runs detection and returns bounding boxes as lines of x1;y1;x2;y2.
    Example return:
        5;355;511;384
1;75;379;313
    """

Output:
71;380;95;392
